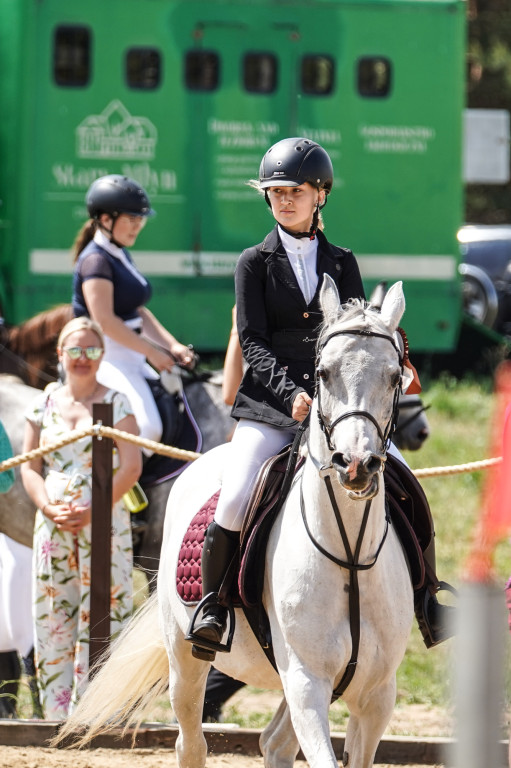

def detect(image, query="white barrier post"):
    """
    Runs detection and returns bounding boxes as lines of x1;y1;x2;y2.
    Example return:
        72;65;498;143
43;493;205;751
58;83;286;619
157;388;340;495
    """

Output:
452;582;507;768
451;361;511;768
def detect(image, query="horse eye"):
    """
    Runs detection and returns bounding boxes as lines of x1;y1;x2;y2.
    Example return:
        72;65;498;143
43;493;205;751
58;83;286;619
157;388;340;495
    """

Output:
391;372;401;389
317;366;328;381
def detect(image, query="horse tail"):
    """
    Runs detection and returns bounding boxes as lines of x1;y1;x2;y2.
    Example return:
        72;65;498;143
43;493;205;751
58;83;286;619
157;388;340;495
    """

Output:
53;592;169;747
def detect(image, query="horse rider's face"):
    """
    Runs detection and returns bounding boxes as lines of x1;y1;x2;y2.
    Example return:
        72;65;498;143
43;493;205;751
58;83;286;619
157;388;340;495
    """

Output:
100;213;147;247
268;183;325;233
58;329;104;379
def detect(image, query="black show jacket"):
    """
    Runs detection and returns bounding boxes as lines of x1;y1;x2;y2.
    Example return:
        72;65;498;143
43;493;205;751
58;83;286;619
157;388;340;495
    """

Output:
232;226;365;428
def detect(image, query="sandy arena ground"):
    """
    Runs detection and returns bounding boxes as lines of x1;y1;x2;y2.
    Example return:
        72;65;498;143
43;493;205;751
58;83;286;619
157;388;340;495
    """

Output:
0;746;444;768
0;692;451;768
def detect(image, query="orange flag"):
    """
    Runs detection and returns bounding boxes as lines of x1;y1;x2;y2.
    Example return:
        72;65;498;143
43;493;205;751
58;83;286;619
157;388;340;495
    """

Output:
465;361;511;582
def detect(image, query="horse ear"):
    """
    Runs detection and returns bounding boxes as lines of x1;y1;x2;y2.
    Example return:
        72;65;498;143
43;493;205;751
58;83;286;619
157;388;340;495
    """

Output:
368;280;388;311
320;274;341;325
379;281;405;331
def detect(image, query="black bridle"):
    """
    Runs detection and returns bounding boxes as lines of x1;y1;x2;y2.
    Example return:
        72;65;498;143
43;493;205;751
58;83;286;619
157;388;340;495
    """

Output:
394;398;431;436
302;325;404;700
315;328;403;455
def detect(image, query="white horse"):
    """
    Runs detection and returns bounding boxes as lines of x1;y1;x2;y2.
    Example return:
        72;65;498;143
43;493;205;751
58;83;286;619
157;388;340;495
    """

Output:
57;278;414;768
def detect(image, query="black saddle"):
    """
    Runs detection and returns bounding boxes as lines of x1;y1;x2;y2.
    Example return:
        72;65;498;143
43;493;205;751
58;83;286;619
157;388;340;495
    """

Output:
139;377;202;488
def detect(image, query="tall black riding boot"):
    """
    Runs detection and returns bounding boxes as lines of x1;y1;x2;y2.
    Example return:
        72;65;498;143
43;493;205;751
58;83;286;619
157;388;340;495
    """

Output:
384;452;456;649
414;539;457;649
186;521;240;660
0;650;20;718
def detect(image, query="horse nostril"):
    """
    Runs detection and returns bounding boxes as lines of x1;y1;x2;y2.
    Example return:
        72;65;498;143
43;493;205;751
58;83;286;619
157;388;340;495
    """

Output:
331;451;347;470
364;454;383;476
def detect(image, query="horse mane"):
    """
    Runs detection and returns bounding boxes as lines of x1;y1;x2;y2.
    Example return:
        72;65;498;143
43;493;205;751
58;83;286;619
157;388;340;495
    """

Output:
7;304;73;388
318;297;388;342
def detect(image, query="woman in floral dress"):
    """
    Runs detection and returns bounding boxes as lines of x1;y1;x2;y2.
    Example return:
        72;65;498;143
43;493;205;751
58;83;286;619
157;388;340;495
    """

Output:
21;316;141;720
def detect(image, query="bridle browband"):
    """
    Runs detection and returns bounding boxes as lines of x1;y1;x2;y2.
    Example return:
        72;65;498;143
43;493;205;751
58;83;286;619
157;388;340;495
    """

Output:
301;323;404;701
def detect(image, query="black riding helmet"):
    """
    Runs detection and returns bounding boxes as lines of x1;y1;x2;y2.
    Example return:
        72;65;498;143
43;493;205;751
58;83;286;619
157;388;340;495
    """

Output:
259;137;333;198
86;174;155;220
259;138;333;238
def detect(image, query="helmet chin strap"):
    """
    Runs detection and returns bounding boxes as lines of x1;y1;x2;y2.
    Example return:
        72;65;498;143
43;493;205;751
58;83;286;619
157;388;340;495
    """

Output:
98;218;123;248
279;201;321;241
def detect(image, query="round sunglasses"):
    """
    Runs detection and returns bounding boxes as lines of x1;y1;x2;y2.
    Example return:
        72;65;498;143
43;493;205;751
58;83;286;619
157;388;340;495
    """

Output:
63;346;104;361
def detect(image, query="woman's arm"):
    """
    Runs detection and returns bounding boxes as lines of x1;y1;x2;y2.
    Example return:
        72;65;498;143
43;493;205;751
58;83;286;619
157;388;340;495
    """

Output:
20;419;87;532
235;248;305;415
82;278;176;372
20;420;48;512
111;413;143;505
138;307;194;367
222;306;244;406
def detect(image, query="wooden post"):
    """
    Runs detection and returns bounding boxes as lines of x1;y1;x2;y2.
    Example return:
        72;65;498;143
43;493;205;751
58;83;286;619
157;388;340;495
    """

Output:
89;402;113;675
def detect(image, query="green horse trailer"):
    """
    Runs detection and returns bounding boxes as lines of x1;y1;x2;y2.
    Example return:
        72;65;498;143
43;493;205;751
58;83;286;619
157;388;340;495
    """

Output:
0;0;465;352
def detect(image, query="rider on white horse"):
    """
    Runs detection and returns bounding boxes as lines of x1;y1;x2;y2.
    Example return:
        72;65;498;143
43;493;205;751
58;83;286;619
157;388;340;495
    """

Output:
72;175;195;455
187;137;454;660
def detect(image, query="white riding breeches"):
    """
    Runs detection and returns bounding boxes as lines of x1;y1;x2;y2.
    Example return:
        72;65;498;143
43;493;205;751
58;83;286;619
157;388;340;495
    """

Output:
97;335;162;454
214;420;408;533
0;534;33;657
388;440;409;468
215;419;296;532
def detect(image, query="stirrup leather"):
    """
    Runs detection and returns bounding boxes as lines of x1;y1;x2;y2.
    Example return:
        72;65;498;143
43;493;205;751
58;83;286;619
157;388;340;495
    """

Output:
185;592;235;655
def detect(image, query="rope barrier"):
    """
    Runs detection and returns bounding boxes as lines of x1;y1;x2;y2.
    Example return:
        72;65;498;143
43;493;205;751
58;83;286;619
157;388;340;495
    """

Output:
0;422;502;478
0;423;201;474
412;456;501;478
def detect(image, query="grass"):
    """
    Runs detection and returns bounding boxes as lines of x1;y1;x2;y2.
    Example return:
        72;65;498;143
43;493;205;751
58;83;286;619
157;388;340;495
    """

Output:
10;376;511;731
399;375;506;710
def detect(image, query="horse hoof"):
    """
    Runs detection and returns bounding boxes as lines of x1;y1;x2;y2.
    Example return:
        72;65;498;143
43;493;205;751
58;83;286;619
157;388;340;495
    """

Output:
342;750;349;766
191;644;216;662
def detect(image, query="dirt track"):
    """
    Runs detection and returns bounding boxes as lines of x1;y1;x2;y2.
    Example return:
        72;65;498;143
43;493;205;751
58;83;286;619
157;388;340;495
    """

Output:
0;692;453;767
0;746;443;768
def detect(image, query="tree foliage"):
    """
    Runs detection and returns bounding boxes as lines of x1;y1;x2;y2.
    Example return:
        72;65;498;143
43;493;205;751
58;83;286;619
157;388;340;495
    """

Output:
466;0;511;223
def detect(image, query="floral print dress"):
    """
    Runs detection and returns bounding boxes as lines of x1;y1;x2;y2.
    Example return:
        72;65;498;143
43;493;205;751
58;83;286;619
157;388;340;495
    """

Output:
26;386;134;720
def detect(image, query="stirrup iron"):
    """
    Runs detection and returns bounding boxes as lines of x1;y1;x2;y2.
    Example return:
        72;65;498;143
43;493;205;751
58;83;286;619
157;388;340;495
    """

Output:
185;592;235;658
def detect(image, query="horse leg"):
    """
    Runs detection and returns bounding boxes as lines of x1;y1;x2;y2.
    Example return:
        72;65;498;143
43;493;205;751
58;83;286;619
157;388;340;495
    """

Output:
259;696;300;768
168;635;210;768
343;680;398;768
280;667;339;768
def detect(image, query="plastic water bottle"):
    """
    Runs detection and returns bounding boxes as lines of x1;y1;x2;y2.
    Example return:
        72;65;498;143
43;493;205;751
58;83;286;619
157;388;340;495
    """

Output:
122;482;148;514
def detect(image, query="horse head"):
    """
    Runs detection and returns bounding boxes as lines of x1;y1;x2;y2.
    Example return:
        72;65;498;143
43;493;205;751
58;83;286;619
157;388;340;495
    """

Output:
314;275;405;499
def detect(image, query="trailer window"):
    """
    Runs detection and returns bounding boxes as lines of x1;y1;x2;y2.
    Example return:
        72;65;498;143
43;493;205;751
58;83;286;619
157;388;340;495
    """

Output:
54;26;91;87
301;56;334;95
243;53;277;94
357;57;392;97
185;51;219;91
126;48;161;90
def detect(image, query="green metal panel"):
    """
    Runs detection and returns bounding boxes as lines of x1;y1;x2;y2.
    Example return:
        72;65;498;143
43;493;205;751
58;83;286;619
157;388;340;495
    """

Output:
0;0;465;352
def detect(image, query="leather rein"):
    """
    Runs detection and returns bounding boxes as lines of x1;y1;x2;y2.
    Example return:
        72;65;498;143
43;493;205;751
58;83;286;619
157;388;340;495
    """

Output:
301;326;404;700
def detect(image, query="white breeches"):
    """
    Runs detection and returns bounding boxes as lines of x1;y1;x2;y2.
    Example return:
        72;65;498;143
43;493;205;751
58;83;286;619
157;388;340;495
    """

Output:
0;534;33;657
215;419;296;532
97;335;162;454
388;440;409;468
214;420;408;533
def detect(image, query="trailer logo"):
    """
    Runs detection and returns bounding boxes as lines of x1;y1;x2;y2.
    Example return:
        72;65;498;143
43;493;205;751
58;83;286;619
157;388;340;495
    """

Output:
76;100;157;160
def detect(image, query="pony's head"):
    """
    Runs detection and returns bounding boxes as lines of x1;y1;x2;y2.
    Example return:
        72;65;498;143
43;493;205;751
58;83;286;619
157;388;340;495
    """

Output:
315;275;405;499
